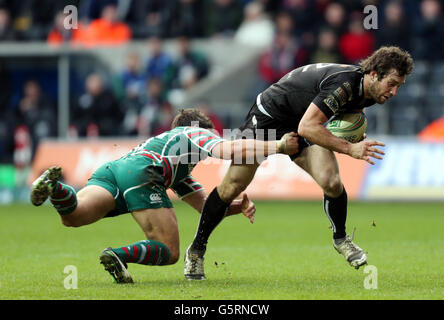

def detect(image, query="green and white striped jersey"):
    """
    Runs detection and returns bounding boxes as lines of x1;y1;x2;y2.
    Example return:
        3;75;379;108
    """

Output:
123;126;226;196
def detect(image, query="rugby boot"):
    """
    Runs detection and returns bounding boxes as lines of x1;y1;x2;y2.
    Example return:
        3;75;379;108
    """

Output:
100;247;134;284
184;245;206;280
334;234;367;269
30;166;62;206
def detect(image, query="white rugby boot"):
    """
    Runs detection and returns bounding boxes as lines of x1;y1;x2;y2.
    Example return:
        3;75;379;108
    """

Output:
333;234;367;269
184;245;206;280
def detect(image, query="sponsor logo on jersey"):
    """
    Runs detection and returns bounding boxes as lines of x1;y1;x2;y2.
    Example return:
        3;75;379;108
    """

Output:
333;87;348;106
324;95;339;113
343;82;353;100
150;193;162;203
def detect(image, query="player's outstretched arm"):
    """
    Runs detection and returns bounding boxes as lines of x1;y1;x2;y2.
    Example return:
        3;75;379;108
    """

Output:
181;190;256;223
298;103;385;165
211;133;299;160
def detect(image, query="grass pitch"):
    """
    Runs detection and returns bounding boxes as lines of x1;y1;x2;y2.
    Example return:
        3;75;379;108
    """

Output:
0;201;443;300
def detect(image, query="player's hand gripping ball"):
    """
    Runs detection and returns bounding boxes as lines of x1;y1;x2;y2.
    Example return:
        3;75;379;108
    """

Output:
326;112;367;143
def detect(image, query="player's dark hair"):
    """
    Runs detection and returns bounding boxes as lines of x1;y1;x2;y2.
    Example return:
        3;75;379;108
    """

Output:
171;108;214;129
359;46;414;80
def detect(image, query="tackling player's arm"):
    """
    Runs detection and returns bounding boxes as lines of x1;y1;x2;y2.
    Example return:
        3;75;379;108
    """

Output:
181;190;255;223
211;133;299;160
298;103;385;165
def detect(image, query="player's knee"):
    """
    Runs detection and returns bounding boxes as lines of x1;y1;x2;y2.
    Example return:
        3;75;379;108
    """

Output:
146;235;179;265
319;173;343;197
61;217;83;228
218;181;247;202
159;243;179;265
60;211;86;228
167;248;180;265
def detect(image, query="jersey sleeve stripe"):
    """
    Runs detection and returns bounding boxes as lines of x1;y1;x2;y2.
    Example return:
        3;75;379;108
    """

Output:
198;136;219;148
206;139;224;154
140;153;157;161
151;153;162;160
187;131;208;139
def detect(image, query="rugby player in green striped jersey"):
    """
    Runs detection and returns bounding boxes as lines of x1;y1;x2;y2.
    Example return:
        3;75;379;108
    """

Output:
30;108;299;283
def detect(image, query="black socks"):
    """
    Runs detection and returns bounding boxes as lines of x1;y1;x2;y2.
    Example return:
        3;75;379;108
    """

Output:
191;187;230;252
323;188;348;240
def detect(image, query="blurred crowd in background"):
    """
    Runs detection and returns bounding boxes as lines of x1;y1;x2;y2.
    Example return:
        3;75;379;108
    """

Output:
1;0;444;165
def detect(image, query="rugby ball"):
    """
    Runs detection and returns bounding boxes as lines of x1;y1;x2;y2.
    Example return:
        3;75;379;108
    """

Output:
326;112;367;143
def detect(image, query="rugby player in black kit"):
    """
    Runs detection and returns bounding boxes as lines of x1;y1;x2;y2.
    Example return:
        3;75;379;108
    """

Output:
185;46;414;280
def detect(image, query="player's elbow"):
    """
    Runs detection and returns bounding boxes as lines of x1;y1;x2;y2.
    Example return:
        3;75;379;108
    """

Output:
298;121;310;138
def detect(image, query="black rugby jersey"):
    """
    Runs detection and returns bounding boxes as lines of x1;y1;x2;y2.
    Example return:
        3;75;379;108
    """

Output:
259;63;376;123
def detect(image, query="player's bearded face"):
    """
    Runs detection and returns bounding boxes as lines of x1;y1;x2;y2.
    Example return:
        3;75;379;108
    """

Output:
369;70;406;104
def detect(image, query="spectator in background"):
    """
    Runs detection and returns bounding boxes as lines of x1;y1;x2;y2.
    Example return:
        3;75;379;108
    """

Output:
320;2;347;37
121;52;146;98
397;0;422;21
10;1;37;40
13;123;33;195
29;0;69;39
280;0;315;38
310;28;342;64
73;73;122;137
234;1;274;48
10;0;77;40
79;0;122;22
377;0;410;52
6;1;31;41
125;0;167;38
0;7;15;40
137;78;169;137
167;36;210;90
120;94;141;136
167;0;203;38
119;52;147;136
412;0;444;61
274;11;294;35
47;10;78;45
14;79;56;157
338;12;375;64
203;0;243;37
258;31;308;86
145;36;174;84
13;125;32;174
75;3;131;46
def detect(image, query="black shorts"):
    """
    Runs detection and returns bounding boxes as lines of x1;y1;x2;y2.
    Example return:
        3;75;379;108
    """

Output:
237;101;311;159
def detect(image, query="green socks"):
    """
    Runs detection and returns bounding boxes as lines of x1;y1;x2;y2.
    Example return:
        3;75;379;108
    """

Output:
48;183;171;266
49;182;78;215
112;240;171;265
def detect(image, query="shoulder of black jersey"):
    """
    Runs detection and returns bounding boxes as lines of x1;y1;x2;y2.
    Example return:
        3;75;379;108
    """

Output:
319;65;362;91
